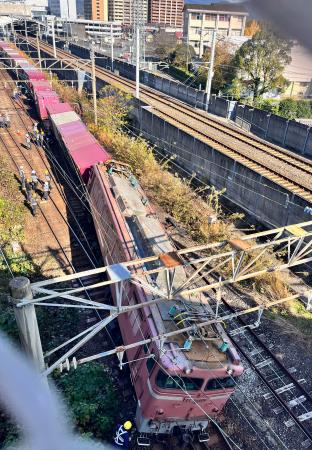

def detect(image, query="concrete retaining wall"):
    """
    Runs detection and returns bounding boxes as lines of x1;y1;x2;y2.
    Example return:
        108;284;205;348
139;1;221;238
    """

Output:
135;106;311;228
42;38;235;119
16;40;311;228
235;103;312;157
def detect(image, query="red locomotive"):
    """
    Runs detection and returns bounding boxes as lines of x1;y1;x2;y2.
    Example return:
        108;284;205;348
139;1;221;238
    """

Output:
0;40;244;443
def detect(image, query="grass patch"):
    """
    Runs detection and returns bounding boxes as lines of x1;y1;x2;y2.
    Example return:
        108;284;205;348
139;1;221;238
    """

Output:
54;363;118;440
267;300;312;337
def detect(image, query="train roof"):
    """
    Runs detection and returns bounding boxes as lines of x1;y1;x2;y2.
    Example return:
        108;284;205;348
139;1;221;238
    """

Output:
97;165;238;370
50;110;80;126
70;143;110;178
46;102;73;115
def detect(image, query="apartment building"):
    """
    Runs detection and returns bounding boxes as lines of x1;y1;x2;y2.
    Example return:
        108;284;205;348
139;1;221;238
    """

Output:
108;0;148;24
84;0;108;20
149;0;184;29
183;3;248;56
48;0;77;19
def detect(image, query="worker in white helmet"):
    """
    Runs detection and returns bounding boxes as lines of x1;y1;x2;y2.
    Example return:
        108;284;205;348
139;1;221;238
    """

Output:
113;420;132;448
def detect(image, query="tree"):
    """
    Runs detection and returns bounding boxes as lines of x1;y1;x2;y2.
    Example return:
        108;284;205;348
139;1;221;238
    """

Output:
169;44;196;68
244;19;261;37
199;41;236;93
234;27;292;100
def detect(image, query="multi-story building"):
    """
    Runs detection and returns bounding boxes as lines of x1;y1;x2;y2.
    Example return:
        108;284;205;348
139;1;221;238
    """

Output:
108;0;148;25
48;0;77;19
149;0;183;29
84;0;108;21
183;3;248;56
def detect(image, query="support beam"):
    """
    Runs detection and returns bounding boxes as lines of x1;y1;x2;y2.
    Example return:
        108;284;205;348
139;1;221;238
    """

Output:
9;277;45;372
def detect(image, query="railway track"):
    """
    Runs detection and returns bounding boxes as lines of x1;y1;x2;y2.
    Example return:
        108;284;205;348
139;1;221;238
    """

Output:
0;67;231;450
19;36;312;204
172;239;312;449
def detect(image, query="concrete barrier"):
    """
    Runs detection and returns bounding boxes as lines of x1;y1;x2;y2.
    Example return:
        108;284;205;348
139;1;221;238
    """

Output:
136;106;311;229
234;103;312;157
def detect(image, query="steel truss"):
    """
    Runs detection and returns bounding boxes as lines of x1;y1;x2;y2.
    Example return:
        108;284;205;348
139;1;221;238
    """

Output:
16;221;312;375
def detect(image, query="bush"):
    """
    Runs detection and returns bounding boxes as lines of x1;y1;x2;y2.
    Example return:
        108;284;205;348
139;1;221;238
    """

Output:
278;98;298;119
54;363;118;439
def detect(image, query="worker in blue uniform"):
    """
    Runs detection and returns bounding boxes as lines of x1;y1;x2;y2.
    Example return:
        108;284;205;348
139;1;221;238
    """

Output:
19;165;26;191
113;421;132;448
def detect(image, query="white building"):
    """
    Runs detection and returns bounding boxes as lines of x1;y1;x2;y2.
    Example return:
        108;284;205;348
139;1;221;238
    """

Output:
48;0;77;19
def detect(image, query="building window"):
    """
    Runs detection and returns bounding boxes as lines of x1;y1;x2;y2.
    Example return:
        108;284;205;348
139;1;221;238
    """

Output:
219;14;230;21
191;13;202;20
191;27;201;34
232;29;242;36
219;28;229;36
204;13;216;21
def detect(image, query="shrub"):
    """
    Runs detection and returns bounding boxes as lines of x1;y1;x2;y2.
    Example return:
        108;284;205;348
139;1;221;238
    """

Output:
54;363;118;439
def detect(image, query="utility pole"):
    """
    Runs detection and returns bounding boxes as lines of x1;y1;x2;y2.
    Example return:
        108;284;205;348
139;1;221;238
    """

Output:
36;32;42;69
135;26;140;99
90;46;98;125
110;23;114;72
9;277;45;373
11;16;16;43
205;29;217;111
52;17;57;58
24;18;28;39
186;32;190;70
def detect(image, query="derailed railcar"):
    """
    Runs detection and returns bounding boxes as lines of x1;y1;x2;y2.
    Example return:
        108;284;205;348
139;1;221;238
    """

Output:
88;163;244;439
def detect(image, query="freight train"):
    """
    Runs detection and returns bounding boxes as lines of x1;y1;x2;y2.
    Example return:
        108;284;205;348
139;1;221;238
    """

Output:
0;41;244;444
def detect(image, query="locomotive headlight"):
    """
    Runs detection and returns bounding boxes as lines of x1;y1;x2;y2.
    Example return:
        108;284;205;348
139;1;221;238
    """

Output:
184;367;193;375
227;367;234;376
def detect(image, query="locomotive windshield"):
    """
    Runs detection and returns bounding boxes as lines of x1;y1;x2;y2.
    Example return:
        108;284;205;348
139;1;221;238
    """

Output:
156;369;203;391
205;377;236;390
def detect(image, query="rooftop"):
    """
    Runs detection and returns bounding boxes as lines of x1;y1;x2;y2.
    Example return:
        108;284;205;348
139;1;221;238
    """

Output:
183;2;248;14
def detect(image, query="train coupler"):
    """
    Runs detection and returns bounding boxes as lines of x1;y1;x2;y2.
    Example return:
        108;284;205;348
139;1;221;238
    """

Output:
198;431;210;443
137;434;151;447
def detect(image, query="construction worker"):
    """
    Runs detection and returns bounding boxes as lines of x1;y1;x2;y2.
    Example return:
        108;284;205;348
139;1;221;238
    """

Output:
12;88;18;101
39;130;45;146
42;180;50;201
25;132;31;150
25;178;32;202
4;112;10;128
33;122;38;134
19;165;26;191
113;421;132;448
44;170;52;188
0;114;4;128
29;194;38;217
30;169;39;191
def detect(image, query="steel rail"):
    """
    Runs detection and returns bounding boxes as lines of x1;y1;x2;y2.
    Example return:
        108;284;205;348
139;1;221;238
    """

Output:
20;37;312;204
173;239;312;445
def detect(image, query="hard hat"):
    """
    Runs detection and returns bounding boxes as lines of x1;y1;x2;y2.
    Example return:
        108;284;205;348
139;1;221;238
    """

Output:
44;170;49;175
123;421;132;431
31;170;36;174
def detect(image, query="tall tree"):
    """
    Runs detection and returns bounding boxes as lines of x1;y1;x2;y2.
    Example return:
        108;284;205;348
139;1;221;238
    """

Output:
244;19;261;37
200;41;236;93
169;44;195;68
234;27;292;99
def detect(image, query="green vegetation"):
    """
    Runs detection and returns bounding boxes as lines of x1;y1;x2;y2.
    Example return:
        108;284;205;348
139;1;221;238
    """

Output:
241;97;312;120
267;299;312;338
54;363;118;440
0;158;119;447
232;26;292;99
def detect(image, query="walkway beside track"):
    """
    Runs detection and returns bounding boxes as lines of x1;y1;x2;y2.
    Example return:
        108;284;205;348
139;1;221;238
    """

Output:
0;69;97;279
